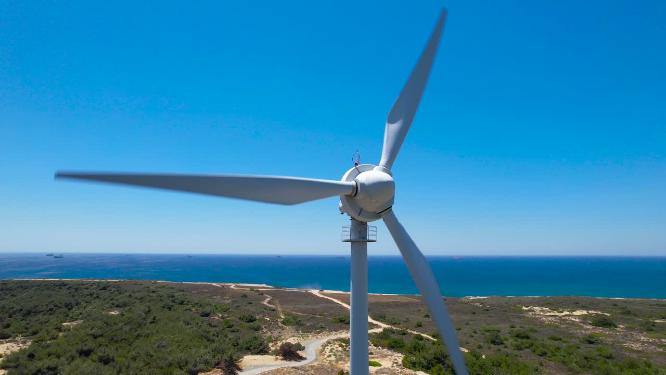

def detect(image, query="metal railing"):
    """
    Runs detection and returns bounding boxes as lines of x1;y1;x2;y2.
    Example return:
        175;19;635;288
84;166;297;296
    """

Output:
341;225;377;242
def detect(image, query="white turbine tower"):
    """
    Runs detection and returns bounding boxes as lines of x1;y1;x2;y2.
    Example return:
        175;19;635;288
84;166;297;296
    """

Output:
56;9;468;375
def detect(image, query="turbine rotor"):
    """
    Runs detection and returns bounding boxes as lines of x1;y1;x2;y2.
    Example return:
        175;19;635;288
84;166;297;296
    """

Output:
339;165;394;222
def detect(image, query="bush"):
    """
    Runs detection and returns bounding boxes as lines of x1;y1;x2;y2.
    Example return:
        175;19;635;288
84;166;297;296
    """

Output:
583;333;602;344
511;329;531;340
215;353;241;375
511;339;533;351
368;360;382;367
640;320;656;332
590;315;617;328
239;314;256;323
596;346;614;359
276;342;305;361
281;315;302;326
332;315;350;324
487;331;504;346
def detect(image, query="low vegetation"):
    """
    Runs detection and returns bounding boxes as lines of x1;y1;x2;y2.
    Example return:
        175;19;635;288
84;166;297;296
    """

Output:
281;314;303;327
0;281;268;374
332;315;350;324
371;328;534;374
1;281;664;375
368;359;382;367
590;315;617;328
370;325;665;375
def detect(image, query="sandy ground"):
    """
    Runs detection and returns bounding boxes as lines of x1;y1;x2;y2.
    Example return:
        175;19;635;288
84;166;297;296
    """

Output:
522;304;666;354
200;332;351;375
522;305;609;317
228;286;465;374
61;320;83;328
217;286;415;375
0;339;31;374
0;340;30;357
240;332;348;375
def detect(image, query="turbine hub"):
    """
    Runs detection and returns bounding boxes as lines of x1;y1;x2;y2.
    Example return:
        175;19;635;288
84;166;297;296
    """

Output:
355;169;395;212
340;164;395;222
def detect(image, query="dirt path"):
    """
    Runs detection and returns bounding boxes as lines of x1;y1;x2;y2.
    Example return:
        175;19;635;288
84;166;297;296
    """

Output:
260;294;285;319
239;332;347;375
217;283;462;374
214;283;285;319
309;290;436;340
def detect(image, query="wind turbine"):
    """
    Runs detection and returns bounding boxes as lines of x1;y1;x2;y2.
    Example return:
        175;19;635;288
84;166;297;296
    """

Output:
56;9;468;375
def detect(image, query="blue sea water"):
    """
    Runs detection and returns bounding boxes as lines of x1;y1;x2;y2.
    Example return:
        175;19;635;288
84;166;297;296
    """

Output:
0;254;664;298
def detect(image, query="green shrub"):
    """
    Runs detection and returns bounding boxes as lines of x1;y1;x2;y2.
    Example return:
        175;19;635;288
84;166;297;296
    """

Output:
215;353;241;375
281;315;302;326
332;315;350;324
511;329;531;340
239;314;256;323
368;360;382;367
596;346;614;359
590;315;617;328
487;331;504;346
583;333;602;344
276;342;305;361
511;339;533;351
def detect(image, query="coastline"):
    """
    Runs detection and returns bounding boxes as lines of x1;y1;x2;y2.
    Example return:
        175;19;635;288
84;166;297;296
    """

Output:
3;254;664;299
7;278;665;300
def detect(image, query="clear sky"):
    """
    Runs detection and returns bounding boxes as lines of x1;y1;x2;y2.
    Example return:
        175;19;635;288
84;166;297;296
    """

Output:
1;0;665;255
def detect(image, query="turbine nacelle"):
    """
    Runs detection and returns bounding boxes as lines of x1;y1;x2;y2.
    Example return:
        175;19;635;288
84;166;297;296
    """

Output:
340;165;395;222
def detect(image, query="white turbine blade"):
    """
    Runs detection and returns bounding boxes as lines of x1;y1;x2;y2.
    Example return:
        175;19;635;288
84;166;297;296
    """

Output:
379;9;447;170
383;209;468;375
56;172;356;205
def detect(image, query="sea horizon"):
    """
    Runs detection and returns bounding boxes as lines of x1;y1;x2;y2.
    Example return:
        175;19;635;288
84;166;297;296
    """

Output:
2;252;665;257
1;253;664;299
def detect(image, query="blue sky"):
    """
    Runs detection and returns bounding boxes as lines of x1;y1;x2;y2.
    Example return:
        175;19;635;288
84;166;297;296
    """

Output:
1;0;665;255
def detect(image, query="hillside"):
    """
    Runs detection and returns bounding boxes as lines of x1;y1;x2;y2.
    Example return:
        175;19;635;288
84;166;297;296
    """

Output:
0;280;664;374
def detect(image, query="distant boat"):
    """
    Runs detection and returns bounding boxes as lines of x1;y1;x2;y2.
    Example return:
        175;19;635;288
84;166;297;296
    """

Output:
46;253;54;256
53;254;64;259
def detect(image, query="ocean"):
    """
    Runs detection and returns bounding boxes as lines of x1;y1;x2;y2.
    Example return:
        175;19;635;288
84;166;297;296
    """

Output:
0;253;664;298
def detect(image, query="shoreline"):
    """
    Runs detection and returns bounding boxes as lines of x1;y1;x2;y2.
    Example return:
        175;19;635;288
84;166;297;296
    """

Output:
5;278;665;300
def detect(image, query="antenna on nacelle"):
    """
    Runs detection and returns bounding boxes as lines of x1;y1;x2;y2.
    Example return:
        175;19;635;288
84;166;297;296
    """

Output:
352;150;361;166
